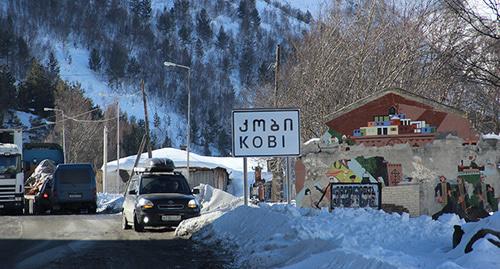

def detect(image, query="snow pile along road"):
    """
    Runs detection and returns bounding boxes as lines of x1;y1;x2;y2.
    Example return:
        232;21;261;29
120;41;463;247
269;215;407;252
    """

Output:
97;193;124;214
177;188;500;269
176;184;245;237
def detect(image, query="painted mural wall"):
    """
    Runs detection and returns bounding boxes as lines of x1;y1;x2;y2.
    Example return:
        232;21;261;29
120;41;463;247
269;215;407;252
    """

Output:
296;137;500;216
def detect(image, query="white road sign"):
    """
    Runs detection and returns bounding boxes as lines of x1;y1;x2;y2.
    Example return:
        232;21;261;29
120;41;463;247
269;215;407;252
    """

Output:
232;109;300;157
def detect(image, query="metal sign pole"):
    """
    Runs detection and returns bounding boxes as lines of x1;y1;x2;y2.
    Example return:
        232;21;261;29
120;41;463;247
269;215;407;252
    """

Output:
103;126;108;193
243;157;248;206
286;157;292;204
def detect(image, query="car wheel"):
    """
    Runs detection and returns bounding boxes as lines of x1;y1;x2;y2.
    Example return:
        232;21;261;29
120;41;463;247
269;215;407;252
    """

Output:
88;205;97;214
133;213;144;232
122;213;131;230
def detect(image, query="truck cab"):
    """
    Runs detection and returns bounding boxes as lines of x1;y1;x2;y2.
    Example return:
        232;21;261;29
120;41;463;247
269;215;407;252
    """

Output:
0;129;24;214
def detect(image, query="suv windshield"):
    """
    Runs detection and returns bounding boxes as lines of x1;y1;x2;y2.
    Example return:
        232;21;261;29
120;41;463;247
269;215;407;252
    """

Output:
0;155;21;174
140;175;191;195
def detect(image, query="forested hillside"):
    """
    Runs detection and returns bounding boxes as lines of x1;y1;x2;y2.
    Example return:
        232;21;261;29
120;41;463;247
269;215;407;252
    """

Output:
0;0;312;160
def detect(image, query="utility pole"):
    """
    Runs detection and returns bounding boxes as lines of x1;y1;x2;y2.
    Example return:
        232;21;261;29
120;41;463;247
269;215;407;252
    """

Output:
141;79;152;158
61;111;66;163
271;44;284;202
274;44;280;107
116;100;120;193
103;125;108;193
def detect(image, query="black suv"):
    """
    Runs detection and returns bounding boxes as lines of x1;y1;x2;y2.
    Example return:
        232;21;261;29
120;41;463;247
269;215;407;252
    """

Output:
122;158;201;232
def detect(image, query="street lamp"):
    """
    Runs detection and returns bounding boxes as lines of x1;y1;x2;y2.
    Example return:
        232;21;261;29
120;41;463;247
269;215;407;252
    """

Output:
163;61;191;182
44;107;66;163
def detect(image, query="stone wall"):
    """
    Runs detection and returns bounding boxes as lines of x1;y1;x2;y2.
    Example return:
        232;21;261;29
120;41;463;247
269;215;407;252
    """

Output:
295;136;500;216
382;184;420;216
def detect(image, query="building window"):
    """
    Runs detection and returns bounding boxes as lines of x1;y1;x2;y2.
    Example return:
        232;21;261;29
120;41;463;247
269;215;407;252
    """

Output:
388;106;396;115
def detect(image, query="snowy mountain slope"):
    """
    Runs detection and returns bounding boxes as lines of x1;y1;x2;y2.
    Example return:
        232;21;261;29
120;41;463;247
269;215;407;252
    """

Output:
2;0;316;155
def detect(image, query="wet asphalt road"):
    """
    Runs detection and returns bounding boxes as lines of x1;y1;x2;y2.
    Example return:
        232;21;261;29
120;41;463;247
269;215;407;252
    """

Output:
0;214;231;269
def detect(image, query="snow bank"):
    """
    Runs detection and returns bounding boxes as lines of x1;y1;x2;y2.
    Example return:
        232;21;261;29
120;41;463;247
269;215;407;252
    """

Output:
97;193;123;214
176;184;244;237
482;133;500;140
177;191;500;269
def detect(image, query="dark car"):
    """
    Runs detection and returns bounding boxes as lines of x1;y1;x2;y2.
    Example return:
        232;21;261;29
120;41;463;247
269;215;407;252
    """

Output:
51;163;97;213
122;158;201;232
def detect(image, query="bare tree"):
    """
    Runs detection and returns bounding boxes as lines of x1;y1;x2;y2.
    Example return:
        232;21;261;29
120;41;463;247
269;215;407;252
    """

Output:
46;81;106;168
254;0;499;139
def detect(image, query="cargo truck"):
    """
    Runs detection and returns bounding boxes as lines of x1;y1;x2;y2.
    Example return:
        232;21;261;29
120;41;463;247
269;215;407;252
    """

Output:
0;129;24;214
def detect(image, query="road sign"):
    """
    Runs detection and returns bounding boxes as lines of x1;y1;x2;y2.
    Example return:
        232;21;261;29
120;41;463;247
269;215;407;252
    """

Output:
232;108;300;157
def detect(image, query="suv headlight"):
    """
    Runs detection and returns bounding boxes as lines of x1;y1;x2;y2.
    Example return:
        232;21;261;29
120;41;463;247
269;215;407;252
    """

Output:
138;198;154;209
187;199;199;209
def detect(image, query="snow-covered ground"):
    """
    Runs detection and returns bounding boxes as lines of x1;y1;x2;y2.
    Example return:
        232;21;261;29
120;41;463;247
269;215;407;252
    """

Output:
97;192;124;214
176;186;500;269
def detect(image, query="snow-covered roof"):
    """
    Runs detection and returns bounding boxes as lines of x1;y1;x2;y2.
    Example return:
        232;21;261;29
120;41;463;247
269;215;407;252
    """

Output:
103;147;263;174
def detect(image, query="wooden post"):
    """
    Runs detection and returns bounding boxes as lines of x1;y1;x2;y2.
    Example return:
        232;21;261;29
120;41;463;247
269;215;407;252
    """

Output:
141;79;152;158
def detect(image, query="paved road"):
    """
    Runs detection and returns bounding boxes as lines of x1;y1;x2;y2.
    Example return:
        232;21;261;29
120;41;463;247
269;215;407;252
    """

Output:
0;214;232;269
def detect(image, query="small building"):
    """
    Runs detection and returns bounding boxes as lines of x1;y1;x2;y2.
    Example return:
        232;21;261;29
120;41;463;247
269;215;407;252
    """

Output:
324;88;478;147
101;148;235;193
175;166;229;191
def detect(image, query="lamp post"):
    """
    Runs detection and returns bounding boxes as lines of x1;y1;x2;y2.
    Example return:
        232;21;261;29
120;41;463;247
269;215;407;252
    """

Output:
163;61;191;182
44;107;66;163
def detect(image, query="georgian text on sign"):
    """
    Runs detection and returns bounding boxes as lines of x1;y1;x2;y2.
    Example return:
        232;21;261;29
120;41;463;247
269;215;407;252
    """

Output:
232;109;300;157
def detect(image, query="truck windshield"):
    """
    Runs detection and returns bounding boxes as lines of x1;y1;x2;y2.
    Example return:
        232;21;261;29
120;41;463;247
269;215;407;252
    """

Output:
0;155;21;174
140;175;191;195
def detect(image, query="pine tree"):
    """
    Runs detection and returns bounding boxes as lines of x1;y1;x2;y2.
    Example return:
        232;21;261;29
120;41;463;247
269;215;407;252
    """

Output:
108;42;128;79
127;56;141;78
304;11;312;24
162;134;172;148
47;51;60;82
153;111;160;128
195;38;204;58
0;16;14;59
250;7;261;28
173;0;190;21
203;140;211;156
157;8;173;34
196;8;212;41
139;0;152;20
18;59;55;117
129;0;141;17
217;130;230;156
16;37;31;74
216;26;228;49
240;39;255;86
0;65;16;111
237;0;247;19
178;25;192;44
89;48;101;71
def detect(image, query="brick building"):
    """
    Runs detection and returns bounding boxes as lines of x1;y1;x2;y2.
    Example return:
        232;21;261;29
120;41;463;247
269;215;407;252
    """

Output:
324;88;479;147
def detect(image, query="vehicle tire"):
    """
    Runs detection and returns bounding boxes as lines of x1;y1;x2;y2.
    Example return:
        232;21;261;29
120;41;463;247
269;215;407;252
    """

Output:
88;204;97;214
122;213;131;230
14;208;23;215
133;213;144;232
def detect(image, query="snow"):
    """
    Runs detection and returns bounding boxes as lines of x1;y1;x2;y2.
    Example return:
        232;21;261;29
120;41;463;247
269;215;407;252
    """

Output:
97;192;124;214
282;0;330;19
47;39;187;148
176;186;500;269
103;147;270;196
482;133;500;140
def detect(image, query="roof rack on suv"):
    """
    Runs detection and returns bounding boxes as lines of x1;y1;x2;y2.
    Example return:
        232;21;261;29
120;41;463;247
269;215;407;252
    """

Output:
134;158;175;174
